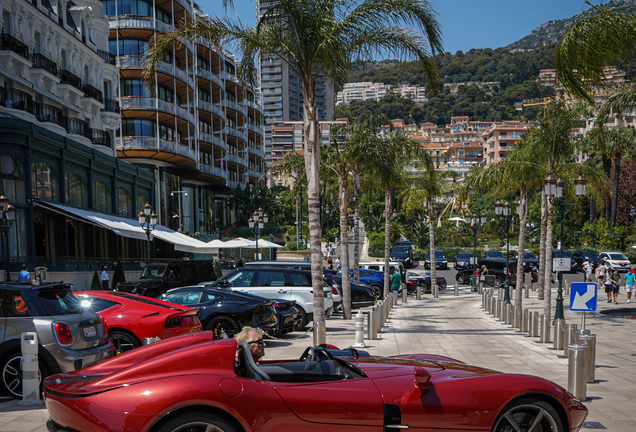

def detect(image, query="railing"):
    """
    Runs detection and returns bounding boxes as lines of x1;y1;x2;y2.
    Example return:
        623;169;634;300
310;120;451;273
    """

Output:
31;53;57;75
119;96;154;109
35;103;66;128
82;84;103;103
198;131;225;149
199;164;225;178
249;169;262;179
245;122;263;135
67;117;91;140
0;33;29;60
0;87;36;114
227;179;239;189
108;16;174;33
159;138;176;153
59;70;82;91
225;153;239;164
92;130;111;147
116;56;144;68
222;99;247;116
222;126;248;143
196;99;225;118
116;136;158;150
97;49;116;65
102;98;120;113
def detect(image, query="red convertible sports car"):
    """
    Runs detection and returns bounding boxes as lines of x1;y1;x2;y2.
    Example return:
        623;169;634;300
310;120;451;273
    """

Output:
76;291;202;353
44;332;587;432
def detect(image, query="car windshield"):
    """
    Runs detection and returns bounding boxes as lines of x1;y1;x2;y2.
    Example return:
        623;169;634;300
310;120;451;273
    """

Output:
36;289;85;315
524;252;536;259
553;250;573;258
141;264;166;279
391;247;409;254
427;251;446;258
486;251;505;258
457;253;472;259
583;251;599;259
608;253;628;260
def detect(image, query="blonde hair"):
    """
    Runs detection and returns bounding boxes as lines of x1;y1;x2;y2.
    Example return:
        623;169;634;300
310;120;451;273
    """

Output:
234;326;262;344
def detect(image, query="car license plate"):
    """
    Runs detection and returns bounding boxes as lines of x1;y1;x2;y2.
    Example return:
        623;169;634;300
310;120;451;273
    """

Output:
190;328;201;333
83;326;96;338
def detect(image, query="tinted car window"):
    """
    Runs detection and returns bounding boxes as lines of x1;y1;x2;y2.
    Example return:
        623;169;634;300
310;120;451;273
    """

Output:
553;250;573;258
457;253;472;259
35;289;84;315
201;292;217;302
166;266;181;279
197;265;213;280
287;272;310;286
524;252;536;259
367;265;380;271
359;271;375;277
583;251;599;259
256;271;286;287
163;291;202;305
609;253;628;260
5;292;30;317
183;265;197;280
391;247;409;254
79;296;118;312
485;251;505;258
225;270;256;287
141;264;166;279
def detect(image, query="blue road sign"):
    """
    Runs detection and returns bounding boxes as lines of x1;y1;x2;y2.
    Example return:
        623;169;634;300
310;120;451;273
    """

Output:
570;282;597;312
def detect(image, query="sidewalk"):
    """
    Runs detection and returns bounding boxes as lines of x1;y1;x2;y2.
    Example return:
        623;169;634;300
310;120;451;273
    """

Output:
1;285;633;431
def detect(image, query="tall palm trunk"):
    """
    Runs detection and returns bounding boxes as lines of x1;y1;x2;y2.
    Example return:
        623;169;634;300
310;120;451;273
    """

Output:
589;196;595;224
352;169;361;284
515;188;527;309
543;200;554;320
602;153;612;221
538;189;547;300
338;174;352;319
427;198;437;293
383;189;392;297
301;83;325;325
611;149;621;226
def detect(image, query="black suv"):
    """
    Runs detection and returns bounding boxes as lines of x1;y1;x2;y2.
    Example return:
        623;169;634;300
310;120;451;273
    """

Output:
115;260;217;297
390;245;413;268
455;258;522;288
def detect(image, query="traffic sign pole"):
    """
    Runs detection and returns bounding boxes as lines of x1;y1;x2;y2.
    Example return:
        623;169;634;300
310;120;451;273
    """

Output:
570;282;598;330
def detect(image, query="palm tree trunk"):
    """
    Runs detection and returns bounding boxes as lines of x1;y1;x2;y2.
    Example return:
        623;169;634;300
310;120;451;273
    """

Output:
538;189;547;300
352;169;361;284
338;173;352;319
428;199;437;294
543;200;554;320
301;83;325;325
515;188;527;309
589;196;595;224
603;153;612;221
383;189;392;297
611;149;621;226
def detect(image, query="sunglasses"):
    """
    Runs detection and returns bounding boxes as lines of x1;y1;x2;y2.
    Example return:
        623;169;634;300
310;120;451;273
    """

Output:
249;338;265;346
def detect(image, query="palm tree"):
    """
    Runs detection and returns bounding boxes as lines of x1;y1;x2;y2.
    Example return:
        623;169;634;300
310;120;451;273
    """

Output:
145;0;443;326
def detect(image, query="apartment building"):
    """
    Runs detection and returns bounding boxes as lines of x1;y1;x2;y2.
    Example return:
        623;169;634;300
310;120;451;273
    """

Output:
483;121;529;166
257;0;334;166
335;81;391;105
445;141;483;179
393;83;427;102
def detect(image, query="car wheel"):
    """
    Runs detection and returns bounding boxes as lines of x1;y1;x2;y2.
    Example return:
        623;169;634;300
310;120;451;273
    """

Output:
492;399;563;432
109;330;141;354
495;278;504;288
371;285;383;300
295;307;308;330
206;315;240;339
457;274;467;285
334;302;344;314
158;413;237;432
0;351;47;399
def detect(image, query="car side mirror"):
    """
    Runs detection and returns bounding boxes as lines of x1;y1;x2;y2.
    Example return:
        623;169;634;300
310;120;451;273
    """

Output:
218;281;231;289
414;367;432;389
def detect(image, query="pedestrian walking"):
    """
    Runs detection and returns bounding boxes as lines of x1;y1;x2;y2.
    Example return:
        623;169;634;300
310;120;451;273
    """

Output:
625;269;634;303
597;260;607;290
101;266;110;290
610;268;621;305
529;264;538;291
480;265;488;286
603;266;613;303
327;256;333;270
335;255;341;271
391;267;401;293
18;264;31;283
328;244;334;256
583;259;594;283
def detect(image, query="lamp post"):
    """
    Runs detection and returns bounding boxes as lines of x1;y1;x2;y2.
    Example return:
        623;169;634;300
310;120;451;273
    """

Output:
464;211;487;268
138;202;157;264
495;200;512;303
249;207;267;260
544;173;587;320
0;196;15;281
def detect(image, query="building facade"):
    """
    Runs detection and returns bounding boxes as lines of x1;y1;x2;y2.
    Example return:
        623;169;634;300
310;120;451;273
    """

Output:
335;81;391;105
483;121;529;166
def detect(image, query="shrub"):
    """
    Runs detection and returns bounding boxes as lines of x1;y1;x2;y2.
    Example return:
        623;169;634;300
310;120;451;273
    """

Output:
111;262;126;288
90;271;101;290
214;260;223;279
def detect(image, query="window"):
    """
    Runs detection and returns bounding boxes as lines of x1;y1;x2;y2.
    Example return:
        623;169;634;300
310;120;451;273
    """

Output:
117;188;131;217
109;38;148;56
93;180;111;212
158;85;179;104
197;57;209;71
32;162;58;202
121;79;152;97
65;172;87;208
199;120;211;134
224;270;255;287
198;88;210;102
224;61;235;75
120;119;156;137
287;272;310;287
35;289;84;315
102;0;170;23
5;292;30;317
163;291;201;305
79;296;118;312
136;193;148;214
167;265;182;279
225;90;235;102
256;271;285;287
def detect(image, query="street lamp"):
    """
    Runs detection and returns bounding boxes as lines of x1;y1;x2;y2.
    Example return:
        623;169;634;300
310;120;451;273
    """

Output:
0;196;15;281
464;211;487;268
545;173;587;320
249;208;267;260
495;200;512;303
138;202;157;264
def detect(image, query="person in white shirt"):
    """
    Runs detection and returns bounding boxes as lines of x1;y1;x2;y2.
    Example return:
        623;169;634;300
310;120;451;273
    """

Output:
100;266;110;290
583;260;594;282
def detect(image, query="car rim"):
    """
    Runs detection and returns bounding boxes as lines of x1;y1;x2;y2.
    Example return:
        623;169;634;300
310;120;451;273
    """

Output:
458;275;466;284
492;403;560;432
373;286;382;299
211;318;236;339
2;355;41;398
169;422;227;432
110;333;138;354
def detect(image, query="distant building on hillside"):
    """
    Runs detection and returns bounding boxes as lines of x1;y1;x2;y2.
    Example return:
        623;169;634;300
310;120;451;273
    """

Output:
483;121;529;166
336;82;391;105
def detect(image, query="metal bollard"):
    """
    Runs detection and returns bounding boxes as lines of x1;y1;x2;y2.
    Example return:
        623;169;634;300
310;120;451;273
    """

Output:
479;282;483;294
507;303;514;325
520;308;527;332
568;344;588;401
403;286;408;303
454;283;459;296
579;334;596;383
564;324;578;358
490;296;496;316
504;303;510;324
416;283;421;300
524;284;529;298
353;311;366;348
19;332;44;406
571;324;579;344
513;306;521;329
368;308;377;340
529;311;539;337
553;319;565;350
498;287;503;299
433;284;438;298
313;321;327;346
565;279;570;296
540;314;551;343
376;303;383;333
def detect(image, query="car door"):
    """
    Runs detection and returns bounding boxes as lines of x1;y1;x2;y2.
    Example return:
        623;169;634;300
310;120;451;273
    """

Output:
165;264;184;290
284;271;310;308
251;270;289;301
0;289;6;359
182;264;198;285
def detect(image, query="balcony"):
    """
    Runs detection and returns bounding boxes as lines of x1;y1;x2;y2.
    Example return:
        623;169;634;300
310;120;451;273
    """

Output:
35;103;66;129
31;53;57;76
0;33;29;60
102;99;120;113
67;117;91;140
97;49;116;66
222;126;248;143
108;16;174;34
59;70;82;91
222;99;247;116
0;88;36;115
92;130;112;148
82;84;103;103
199;164;225;178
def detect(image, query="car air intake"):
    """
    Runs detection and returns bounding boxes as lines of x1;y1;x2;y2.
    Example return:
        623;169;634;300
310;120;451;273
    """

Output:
74;359;83;370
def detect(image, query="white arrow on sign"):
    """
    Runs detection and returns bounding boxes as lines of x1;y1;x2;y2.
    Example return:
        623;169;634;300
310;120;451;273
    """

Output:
572;284;595;309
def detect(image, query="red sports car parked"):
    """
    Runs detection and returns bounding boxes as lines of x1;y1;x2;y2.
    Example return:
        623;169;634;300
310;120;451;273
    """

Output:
76;291;202;353
44;332;587;432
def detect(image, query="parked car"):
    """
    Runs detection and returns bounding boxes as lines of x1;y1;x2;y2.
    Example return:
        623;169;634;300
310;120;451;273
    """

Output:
210;267;333;328
161;287;280;338
44;334;588;432
572;250;600;271
390;245;413;268
0;283;113;398
455;258;522;287
424;250;448;270
455;252;473;270
599;251;632;273
342;269;386;300
76;291;203;354
358;261;406;281
329;276;375;312
115;260;217;297
405;270;447;294
514;251;540;272
483;251;505;259
552;250;578;273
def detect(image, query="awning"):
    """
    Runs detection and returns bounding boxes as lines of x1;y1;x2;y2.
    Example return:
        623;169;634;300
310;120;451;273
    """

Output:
34;201;219;253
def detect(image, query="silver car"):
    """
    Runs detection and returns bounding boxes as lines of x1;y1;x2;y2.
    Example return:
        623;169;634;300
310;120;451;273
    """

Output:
0;284;113;398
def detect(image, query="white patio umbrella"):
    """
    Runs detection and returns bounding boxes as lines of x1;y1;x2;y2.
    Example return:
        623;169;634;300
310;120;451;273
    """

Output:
219;237;256;248
257;238;283;248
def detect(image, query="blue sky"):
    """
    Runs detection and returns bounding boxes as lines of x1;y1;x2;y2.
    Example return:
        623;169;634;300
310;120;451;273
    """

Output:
198;0;594;54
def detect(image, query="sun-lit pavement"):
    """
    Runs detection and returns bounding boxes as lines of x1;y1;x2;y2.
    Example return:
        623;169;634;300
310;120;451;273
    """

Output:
1;279;634;431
